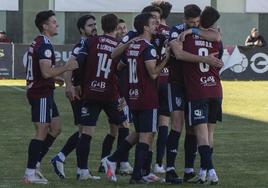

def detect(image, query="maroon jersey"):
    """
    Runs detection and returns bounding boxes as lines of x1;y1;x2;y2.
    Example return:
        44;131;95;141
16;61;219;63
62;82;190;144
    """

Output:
157;24;170;85
124;38;158;110
158;24;170;39
26;35;55;98
76;34;120;102
182;34;222;100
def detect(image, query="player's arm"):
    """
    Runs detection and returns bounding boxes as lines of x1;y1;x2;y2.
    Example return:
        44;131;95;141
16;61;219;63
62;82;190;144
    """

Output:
170;38;223;68
111;31;139;59
144;47;169;80
179;28;221;42
40;59;77;79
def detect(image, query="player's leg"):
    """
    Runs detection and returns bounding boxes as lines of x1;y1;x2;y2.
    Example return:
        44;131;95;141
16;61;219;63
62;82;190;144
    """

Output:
206;98;222;184
23;97;52;184
165;83;184;184
183;103;198;182
117;105;132;175
155;83;170;174
98;123;117;173
130;109;156;184
188;99;210;184
76;101;100;180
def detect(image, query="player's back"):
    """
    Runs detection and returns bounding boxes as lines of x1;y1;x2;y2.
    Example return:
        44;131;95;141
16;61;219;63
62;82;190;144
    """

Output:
182;34;222;100
125;38;158;110
26;35;55;98
82;34;119;102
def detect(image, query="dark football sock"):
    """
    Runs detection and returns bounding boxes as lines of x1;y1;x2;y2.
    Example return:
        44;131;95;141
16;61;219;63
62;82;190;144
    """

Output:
101;134;115;159
132;143;149;180
156;126;168;166
108;140;132;162
184;134;197;168
61;131;79;157
27;139;44;169
166;130;181;169
77;134;92;169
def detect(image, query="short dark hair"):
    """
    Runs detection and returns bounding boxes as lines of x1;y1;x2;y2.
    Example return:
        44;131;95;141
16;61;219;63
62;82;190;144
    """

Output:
152;1;172;19
118;18;125;24
35;10;55;32
184;4;201;19
141;5;162;16
200;6;220;29
77;14;95;34
134;13;153;35
101;13;118;33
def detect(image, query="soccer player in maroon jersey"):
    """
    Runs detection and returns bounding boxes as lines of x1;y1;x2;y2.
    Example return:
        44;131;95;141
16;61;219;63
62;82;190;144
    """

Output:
110;5;166;181
98;18;133;175
51;14;100;180
102;12;169;184
22;10;77;184
180;7;222;184
68;13;128;180
152;0;173;174
167;4;224;184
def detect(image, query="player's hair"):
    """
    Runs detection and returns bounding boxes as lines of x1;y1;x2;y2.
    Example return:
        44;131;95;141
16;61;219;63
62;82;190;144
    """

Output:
35;10;55;32
184;4;201;19
152;1;172;19
141;5;162;16
101;13;119;33
77;14;96;34
118;18;125;24
134;13;154;35
200;6;220;29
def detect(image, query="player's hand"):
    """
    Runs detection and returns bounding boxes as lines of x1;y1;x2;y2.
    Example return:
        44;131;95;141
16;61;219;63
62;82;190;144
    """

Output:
178;29;192;42
54;76;65;86
117;97;127;111
204;52;224;68
74;86;82;100
65;84;76;101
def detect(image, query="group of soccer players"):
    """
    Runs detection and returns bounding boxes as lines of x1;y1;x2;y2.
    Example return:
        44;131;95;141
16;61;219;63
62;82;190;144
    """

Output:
22;0;224;185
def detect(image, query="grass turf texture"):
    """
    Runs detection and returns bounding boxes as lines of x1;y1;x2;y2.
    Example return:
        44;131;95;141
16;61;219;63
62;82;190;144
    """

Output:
0;80;268;187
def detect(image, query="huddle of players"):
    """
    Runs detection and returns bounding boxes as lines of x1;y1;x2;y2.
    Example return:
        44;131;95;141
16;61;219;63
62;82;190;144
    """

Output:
22;0;224;186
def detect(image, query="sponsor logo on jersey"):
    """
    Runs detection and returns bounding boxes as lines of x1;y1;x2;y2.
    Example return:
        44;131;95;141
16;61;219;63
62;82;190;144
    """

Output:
81;107;90;117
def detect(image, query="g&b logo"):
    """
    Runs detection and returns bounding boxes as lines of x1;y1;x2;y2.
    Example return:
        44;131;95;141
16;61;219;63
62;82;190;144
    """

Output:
0;49;5;58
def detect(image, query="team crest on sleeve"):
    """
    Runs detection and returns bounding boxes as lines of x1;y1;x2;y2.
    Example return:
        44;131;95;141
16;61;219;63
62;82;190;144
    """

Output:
122;35;129;43
171;32;179;38
150;49;157;58
44;49;52;58
73;47;80;55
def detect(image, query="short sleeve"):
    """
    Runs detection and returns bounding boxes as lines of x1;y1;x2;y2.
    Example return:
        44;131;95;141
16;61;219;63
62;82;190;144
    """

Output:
38;44;53;60
143;45;157;62
121;31;138;44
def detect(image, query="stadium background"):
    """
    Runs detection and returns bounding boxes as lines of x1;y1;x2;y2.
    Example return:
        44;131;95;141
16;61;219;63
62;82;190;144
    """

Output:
1;0;268;46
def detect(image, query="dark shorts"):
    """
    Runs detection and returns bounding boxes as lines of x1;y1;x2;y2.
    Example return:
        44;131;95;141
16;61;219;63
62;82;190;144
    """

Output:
158;83;170;116
186;98;222;126
131;109;158;133
28;95;59;123
80;100;127;126
167;83;185;112
70;99;83;125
